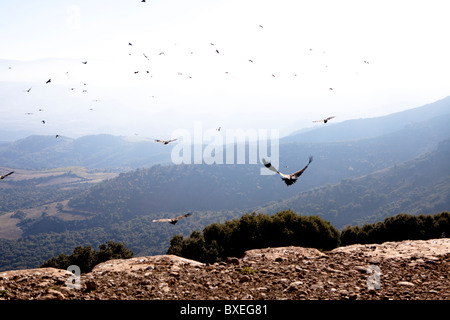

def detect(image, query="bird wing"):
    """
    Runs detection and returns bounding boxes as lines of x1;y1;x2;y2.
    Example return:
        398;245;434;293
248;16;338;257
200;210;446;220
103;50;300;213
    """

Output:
168;139;178;143
262;158;280;174
152;218;172;223
290;156;313;179
174;212;192;221
312;119;324;123
0;171;14;179
325;116;336;121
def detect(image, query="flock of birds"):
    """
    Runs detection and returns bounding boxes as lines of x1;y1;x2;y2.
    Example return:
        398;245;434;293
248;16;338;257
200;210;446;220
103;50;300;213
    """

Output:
2;0;353;225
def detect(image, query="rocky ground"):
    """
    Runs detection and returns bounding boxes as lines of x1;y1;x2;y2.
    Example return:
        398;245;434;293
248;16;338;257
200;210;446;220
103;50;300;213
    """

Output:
0;238;449;300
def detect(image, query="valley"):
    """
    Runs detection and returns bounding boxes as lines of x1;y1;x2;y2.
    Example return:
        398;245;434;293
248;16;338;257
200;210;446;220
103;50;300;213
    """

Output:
0;96;449;272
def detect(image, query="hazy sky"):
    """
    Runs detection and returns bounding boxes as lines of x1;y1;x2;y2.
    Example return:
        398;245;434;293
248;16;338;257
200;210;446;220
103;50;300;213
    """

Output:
1;0;450;139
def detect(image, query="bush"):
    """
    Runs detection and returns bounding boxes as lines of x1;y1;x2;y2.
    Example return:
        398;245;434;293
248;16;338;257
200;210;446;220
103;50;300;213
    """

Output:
40;240;134;273
167;210;340;263
340;211;450;246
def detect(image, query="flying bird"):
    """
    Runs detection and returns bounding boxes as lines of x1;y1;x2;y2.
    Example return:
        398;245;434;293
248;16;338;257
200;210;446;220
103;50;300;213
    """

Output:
0;171;14;180
152;212;192;225
262;156;313;186
46;79;51;84
41;120;46;124
155;138;177;145
313;116;335;124
81;61;87;64
26;87;32;92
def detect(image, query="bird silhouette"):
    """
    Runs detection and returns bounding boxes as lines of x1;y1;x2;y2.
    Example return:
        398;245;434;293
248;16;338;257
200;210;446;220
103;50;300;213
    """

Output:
0;171;14;180
46;79;51;84
155;138;177;145
152;212;192;225
313;116;335;124
262;156;313;186
81;61;87;64
26;87;32;92
41;120;46;124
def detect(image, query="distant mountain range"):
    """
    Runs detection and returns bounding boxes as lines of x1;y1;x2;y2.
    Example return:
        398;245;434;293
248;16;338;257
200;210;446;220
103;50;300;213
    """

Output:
0;134;173;170
283;95;450;143
1;96;450;171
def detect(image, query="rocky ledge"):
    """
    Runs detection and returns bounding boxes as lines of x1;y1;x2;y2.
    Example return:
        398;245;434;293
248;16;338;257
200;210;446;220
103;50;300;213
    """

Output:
0;238;449;300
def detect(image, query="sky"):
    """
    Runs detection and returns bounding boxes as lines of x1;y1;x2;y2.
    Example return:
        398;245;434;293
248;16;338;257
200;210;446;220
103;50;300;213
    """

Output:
1;0;450;140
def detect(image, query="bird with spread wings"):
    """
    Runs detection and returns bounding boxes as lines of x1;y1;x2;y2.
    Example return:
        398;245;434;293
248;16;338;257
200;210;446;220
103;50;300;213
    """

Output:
155;138;177;145
152;212;192;225
0;171;14;180
313;116;335;124
262;156;313;186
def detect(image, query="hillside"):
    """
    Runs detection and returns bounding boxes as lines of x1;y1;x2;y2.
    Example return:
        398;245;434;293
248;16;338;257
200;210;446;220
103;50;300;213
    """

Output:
1;238;449;301
259;139;450;229
0;98;449;273
1;95;449;170
283;95;450;143
0;134;172;170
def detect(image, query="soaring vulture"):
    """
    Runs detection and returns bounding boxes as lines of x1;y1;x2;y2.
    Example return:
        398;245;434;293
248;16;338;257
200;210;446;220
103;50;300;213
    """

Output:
262;156;313;186
0;171;14;180
155;139;177;145
152;212;192;225
313;116;335;124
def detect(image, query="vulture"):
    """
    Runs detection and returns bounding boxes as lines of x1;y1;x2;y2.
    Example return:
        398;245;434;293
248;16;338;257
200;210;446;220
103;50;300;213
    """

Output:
313;116;335;124
152;212;192;225
155;138;177;145
262;156;313;186
0;171;14;180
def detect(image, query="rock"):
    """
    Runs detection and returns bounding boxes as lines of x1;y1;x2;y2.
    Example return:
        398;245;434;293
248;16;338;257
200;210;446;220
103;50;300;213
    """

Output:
38;289;66;300
284;281;304;293
225;257;239;265
0;239;449;300
397;281;415;287
85;277;97;291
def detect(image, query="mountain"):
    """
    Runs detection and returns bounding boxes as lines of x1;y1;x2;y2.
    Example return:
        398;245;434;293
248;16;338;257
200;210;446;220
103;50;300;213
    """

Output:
0;97;449;272
283;95;450;143
258;139;450;229
1;95;449;171
0;134;173;170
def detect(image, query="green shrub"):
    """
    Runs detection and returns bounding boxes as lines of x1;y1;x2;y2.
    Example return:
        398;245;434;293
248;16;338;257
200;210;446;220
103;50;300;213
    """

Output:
40;240;133;273
167;210;340;263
